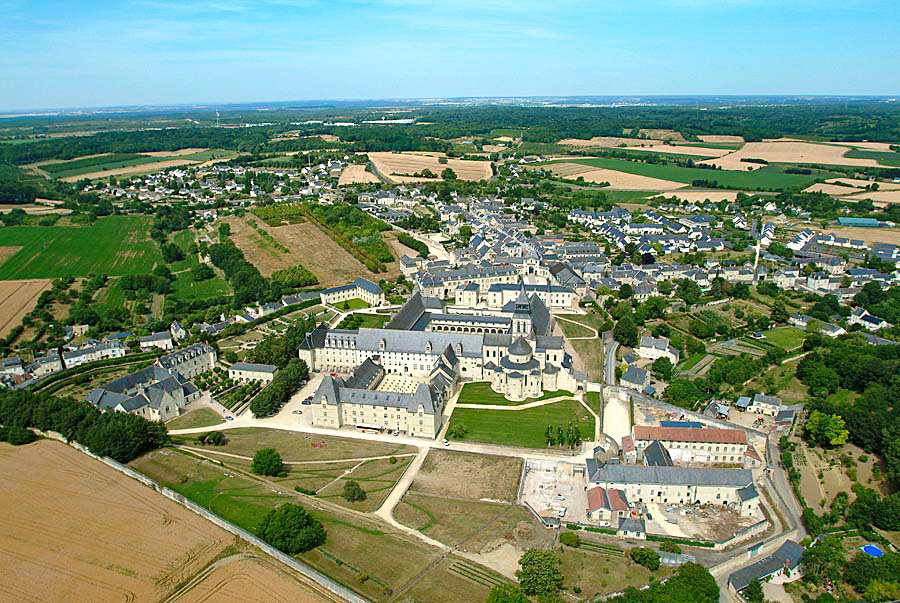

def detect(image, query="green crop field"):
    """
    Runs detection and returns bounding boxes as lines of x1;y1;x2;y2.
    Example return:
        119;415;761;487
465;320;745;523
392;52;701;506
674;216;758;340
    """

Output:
448;399;594;448
540;157;826;191
0;215;161;278
844;148;900;167
41;153;179;178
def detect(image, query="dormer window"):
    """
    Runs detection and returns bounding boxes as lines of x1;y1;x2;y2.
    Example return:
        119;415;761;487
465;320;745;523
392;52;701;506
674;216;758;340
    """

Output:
379;338;386;351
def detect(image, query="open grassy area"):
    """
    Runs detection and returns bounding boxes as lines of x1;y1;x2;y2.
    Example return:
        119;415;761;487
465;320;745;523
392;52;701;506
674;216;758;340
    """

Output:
457;381;574;406
448;399;594;448
312;456;413;512
845;148;900;167
130;447;455;603
0;216;161;278
336;312;390;329
412;449;523;501
336;298;370;310
171;269;231;300
761;326;807;350
539;157;826;191
395;493;516;547
557;545;670;598
174;426;415;462
165;408;223;430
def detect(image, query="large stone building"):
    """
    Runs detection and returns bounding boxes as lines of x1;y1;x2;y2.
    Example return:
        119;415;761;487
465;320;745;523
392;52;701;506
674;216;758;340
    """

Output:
86;366;202;422
299;289;586;405
320;277;386;307
586;461;759;517
631;425;751;465
309;347;459;438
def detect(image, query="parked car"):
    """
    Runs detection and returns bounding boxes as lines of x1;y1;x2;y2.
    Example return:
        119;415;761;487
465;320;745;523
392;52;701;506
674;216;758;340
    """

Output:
442;439;449;446
598;521;611;527
292;410;303;415
225;416;233;421
301;399;312;405
645;512;653;520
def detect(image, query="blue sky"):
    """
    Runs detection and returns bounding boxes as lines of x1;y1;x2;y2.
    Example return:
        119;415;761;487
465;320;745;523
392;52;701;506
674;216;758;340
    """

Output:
1;0;898;110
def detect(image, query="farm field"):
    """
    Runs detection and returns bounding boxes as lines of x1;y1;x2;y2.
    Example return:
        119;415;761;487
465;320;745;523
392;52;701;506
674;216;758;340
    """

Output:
447;399;594;448
172;269;231;300
809;225;900;246
699;140;888;170
0;278;52;336
0;216;161;279
0;440;233;603
338;164;380;185
535;157;825;191
534;161;686;190
225;217;397;285
698;134;745;144
840;189;900;204
33;149;236;180
368;151;492;183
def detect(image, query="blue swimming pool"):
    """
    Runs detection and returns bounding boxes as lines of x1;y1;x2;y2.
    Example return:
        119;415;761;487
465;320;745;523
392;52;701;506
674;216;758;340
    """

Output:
861;544;884;558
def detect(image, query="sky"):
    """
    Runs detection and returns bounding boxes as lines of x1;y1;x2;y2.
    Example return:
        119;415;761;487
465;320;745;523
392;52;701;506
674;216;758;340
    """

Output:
1;0;898;111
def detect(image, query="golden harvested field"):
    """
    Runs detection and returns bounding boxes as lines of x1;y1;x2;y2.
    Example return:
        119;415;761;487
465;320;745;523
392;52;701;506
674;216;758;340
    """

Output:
176;555;337;603
701;141;886;170
698;135;745;144
493;136;515;142
225;217;398;286
811;225;900;246
804;183;866;195
826;141;898;152
337;164;380;185
841;190;900;204
482;144;507;152
0;440;231;603
557;136;730;156
368;151;492;183
825;177;900;190
59;158;198;182
143;147;208;157
0;278;52;336
538;162;687;190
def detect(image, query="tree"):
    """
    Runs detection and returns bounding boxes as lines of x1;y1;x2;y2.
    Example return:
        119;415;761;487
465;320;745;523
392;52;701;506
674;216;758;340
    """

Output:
805;410;849;447
618;283;634;299
614;314;639;347
486;584;529;603
651;357;673;381
516;549;562;597
441;167;458;180
218;222;231;238
741;579;765;603
629;546;660;570
447;423;468;439
191;263;214;281
252;447;284;476
224;350;239;363
660;541;682;554
676;279;702;305
342;480;367;502
257;503;326;554
199;431;226;446
770;300;789;324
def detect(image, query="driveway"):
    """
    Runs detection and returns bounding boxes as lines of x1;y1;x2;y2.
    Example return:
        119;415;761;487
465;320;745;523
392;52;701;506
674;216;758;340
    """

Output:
601;388;630;444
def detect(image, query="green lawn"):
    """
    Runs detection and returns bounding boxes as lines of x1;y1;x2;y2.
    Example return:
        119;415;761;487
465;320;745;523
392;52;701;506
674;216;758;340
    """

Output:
337;312;390;329
678;352;707;372
456;381;574;406
337;298;370;310
762;327;807;350
0;216;162;278
448;399;594;448
538;157;826;191
165;408;223;429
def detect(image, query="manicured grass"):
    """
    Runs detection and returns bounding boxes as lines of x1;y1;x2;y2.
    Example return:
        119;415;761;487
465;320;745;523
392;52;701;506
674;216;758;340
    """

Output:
336;298;370;310
336;312;389;329
584;391;602;415
678;352;707;372
165;408;223;430
539;157;826;191
0;216;162;278
448;399;594;448
761;327;807;350
456;381;574;406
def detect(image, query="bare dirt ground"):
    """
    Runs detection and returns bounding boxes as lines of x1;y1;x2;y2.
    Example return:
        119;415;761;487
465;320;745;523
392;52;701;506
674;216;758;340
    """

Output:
825;177;900;190
225;217;396;285
337;164;380;185
809;225;900;246
368;151;492;183
0;278;53;336
825;141;898;152
411;450;523;501
700;141;885;170
804;183;867;195
0;440;230;603
176;555;337;603
59;158;199;182
698;135;745;144
539;162;687;190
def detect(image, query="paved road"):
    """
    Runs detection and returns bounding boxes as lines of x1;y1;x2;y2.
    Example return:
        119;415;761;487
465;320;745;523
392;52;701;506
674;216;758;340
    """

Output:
603;340;619;384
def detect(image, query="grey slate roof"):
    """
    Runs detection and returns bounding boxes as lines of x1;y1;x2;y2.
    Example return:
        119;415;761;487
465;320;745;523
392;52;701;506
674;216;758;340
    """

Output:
229;362;278;373
589;464;754;488
728;540;804;591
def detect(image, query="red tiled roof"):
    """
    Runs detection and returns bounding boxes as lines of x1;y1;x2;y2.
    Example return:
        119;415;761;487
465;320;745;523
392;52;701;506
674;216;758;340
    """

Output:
633;425;747;445
621;435;636;451
744;445;762;461
586;486;629;512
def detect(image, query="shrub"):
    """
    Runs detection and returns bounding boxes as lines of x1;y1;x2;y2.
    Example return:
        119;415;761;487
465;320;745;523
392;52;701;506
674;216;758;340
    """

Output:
389;456;398;464
342;480;366;502
629;547;661;570
660;540;682;554
294;486;316;495
559;531;580;548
